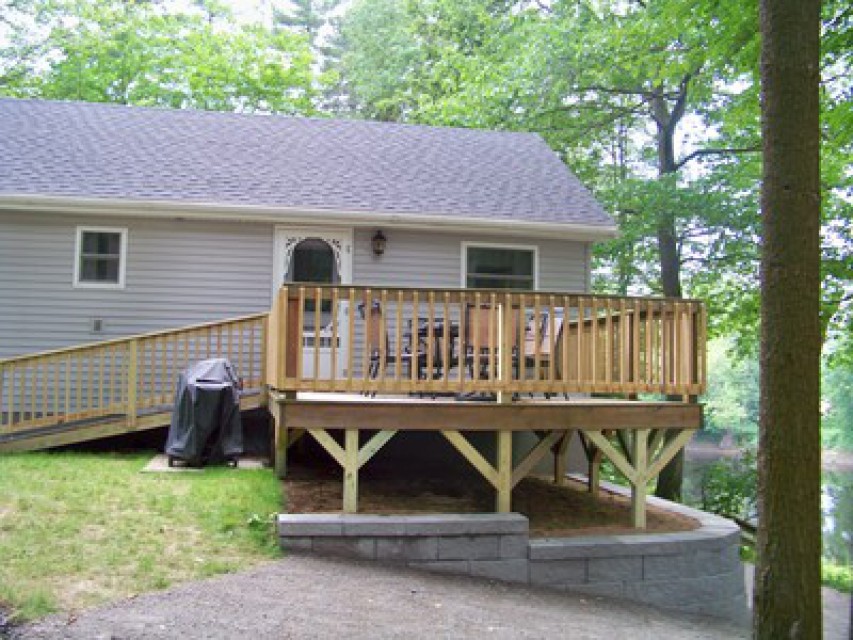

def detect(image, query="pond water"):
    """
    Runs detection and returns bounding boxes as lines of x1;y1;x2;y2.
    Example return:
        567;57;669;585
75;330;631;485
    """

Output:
683;457;852;567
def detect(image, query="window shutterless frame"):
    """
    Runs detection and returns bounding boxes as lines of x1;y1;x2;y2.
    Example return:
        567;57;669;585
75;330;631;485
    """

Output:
461;241;539;290
73;226;128;289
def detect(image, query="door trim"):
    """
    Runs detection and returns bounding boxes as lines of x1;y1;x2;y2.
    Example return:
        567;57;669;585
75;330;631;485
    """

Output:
272;226;353;297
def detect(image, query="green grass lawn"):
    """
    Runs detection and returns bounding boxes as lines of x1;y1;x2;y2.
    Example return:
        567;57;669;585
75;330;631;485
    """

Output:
0;452;283;622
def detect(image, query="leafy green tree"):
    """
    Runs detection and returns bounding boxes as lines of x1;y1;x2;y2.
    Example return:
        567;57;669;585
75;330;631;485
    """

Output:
0;0;316;114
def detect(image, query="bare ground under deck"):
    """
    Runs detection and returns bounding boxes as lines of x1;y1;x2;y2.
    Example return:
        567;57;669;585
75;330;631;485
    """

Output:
283;457;699;537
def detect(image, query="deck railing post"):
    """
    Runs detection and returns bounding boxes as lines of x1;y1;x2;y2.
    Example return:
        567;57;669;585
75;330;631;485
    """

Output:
127;339;138;428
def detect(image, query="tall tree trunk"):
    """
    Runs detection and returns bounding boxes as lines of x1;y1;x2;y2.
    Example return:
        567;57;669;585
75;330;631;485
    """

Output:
651;86;686;501
754;0;822;637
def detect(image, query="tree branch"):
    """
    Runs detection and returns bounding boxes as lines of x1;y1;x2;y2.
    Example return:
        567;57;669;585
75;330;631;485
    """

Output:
675;146;760;170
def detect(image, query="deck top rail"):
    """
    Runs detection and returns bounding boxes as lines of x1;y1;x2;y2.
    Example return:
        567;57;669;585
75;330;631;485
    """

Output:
266;285;706;398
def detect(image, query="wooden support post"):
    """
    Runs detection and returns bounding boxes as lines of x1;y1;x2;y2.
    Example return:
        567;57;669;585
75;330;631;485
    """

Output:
343;429;359;514
631;428;649;529
553;429;573;486
273;402;288;479
496;429;512;512
588;448;603;496
127;339;138;428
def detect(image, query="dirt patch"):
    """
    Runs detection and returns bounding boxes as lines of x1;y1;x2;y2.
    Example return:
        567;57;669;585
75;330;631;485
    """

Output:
284;463;698;536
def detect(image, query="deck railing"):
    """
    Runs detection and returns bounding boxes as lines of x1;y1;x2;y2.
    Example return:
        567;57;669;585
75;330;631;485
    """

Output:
0;313;267;436
266;285;707;397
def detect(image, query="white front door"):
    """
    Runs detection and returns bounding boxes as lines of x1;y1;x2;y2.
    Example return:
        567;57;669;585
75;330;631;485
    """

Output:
273;227;353;379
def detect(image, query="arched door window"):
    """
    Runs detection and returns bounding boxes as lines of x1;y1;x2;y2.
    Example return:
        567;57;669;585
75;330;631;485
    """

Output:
288;238;340;284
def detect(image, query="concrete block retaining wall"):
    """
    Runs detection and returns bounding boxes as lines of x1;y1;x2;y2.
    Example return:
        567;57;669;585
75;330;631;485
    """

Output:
278;498;747;620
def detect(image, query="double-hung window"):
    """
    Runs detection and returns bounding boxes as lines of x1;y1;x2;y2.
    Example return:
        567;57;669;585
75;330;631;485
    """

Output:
74;227;127;288
463;243;537;290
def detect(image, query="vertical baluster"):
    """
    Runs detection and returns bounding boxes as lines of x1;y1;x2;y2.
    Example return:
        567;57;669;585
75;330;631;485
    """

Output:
30;361;38;422
458;291;467;393
9;363;17;427
548;295;557;388
331;287;340;389
361;288;370;389
160;336;168;404
394;290;403;387
97;348;104;415
7;364;16;428
52;358;59;420
618;298;627;390
644;299;652;390
442;291;450;388
380;289;389;384
604;298;613;391
517;293;526;386
297;287;306;383
75;352;83;417
591;297;599;385
411;290;419;389
576;296;585;390
632;300;641;392
472;293;481;390
676;302;685;393
247;322;255;389
500;291;512;395
314;287;322;383
278;287;288;385
347;287;356;391
426;291;435;390
183;330;190;372
532;294;541;388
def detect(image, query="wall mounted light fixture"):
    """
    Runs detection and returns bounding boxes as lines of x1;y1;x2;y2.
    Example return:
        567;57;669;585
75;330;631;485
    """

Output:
372;230;387;256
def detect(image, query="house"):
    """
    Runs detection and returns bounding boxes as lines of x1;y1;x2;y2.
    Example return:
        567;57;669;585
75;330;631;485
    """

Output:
0;98;706;536
0;97;617;361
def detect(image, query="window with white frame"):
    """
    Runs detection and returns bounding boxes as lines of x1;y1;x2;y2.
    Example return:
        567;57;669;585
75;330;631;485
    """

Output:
74;227;127;288
464;244;537;290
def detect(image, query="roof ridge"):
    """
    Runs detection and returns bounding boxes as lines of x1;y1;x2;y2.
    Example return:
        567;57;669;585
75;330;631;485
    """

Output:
0;97;541;141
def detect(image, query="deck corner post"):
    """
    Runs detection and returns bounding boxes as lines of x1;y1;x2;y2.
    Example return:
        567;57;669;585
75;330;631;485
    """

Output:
496;429;512;513
272;401;288;479
630;428;650;529
343;428;359;513
127;339;138;428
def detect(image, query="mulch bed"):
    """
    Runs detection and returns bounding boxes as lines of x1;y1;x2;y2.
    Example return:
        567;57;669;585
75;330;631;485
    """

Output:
283;461;698;537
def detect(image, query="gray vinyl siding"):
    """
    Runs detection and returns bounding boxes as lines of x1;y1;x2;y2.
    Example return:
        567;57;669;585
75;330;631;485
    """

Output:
352;229;588;292
1;215;592;361
0;211;273;358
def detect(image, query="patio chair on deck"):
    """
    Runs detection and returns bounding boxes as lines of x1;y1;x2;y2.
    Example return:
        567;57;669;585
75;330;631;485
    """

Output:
358;300;420;395
462;303;521;383
524;313;567;399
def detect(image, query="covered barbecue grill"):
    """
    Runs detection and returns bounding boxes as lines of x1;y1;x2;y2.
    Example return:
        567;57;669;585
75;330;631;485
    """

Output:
166;358;243;467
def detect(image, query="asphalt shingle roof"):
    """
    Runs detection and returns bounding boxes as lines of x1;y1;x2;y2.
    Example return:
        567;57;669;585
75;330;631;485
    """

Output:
0;98;614;229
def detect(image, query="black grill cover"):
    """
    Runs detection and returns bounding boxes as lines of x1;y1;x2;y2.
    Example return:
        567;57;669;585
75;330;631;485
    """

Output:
165;358;243;466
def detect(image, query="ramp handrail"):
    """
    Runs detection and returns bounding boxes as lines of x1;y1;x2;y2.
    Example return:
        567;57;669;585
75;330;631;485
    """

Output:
0;313;268;436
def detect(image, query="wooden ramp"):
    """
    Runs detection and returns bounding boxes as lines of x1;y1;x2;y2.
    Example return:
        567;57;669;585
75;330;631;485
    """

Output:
0;314;268;453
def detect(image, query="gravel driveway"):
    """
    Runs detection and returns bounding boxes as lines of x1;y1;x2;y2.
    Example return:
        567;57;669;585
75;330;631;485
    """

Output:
13;555;749;640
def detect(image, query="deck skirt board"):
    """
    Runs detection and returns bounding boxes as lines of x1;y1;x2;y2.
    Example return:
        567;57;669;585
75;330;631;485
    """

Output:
277;397;702;432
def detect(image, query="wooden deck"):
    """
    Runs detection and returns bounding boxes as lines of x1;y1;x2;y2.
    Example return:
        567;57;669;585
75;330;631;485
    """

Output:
1;284;706;529
270;392;701;528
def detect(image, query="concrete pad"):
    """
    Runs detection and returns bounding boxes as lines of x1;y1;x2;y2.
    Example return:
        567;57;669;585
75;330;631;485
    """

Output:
141;454;266;473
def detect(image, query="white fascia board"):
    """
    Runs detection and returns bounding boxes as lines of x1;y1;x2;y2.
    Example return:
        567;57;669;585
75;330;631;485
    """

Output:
0;193;620;242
